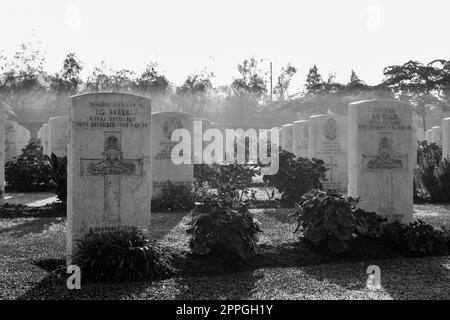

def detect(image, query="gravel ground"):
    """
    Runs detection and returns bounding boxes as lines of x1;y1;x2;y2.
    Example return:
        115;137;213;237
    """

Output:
0;205;449;300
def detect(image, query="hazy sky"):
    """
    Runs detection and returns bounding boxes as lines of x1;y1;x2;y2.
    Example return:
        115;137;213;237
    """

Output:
1;0;449;94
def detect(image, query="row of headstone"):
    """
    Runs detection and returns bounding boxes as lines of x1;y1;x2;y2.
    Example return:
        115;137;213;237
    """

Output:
270;100;415;224
273;113;349;193
423;117;450;160
5;120;30;162
37;116;69;157
65;94;419;263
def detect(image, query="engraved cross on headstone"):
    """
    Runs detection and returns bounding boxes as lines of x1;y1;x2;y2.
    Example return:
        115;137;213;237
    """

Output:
81;132;143;222
325;155;338;190
362;136;408;218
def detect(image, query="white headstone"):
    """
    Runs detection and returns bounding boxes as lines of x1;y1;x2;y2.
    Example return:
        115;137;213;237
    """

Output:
280;124;293;153
0;109;5;203
348;100;413;223
425;129;432;142
308;114;348;192
210;121;228;162
49;116;68;157
67;93;152;261
11;124;27;156
193;118;212;164
431;126;442;146
151;111;194;198
42;123;50;156
442;117;450;160
293;120;309;158
416;127;425;141
4;121;17;162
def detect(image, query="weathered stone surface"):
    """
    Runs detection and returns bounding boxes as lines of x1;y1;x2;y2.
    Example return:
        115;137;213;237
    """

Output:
0;109;5;202
293;120;309;158
67;93;152;261
42;123;50;155
431;126;442;146
348;100;414;223
280;124;293;153
151;111;194;198
308;114;348;192
425;129;432;142
4;121;17;162
49;116;68;157
443;117;450;160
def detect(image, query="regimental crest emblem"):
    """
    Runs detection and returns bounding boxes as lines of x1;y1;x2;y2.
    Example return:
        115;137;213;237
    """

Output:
322;118;339;141
163;117;182;140
366;136;403;170
87;133;137;175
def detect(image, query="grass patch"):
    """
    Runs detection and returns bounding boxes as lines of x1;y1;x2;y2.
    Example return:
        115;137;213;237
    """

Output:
1;205;449;299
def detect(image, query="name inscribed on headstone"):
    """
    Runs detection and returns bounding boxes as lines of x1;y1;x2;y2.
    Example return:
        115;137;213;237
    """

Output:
73;102;149;129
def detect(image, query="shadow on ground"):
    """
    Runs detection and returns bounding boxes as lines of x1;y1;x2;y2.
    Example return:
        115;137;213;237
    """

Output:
300;255;450;299
150;211;187;241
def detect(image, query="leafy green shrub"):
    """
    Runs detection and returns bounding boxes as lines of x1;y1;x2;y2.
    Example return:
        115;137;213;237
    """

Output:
195;162;257;201
381;220;450;256
213;162;258;201
151;181;195;212
414;141;450;203
73;228;176;283
47;154;67;203
5;139;51;192
263;149;327;207
187;196;261;260
194;164;217;187
292;189;386;254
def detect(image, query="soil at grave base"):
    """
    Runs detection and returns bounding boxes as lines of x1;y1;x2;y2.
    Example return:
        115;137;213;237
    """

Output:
0;202;66;218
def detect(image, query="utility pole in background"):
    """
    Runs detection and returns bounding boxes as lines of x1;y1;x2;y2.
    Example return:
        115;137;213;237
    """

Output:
261;58;273;102
269;61;273;101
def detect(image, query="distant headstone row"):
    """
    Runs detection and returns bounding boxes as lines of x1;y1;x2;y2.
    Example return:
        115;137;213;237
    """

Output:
272;100;419;224
0;92;448;264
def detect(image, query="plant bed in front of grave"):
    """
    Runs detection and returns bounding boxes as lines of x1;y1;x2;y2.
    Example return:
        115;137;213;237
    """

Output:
4;204;450;299
292;189;450;258
71;228;176;284
0;202;66;218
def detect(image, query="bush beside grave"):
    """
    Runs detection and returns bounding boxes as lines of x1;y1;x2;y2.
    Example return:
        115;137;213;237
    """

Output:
5;139;52;192
151;181;195;212
47;154;67;204
292;189;385;254
263;149;327;208
73;228;176;283
187;193;261;261
294;189;450;256
414;141;450;203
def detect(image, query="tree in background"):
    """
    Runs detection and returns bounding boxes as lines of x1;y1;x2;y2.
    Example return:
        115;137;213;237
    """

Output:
49;53;83;113
135;63;170;97
305;65;324;94
85;61;135;92
273;63;297;101
0;41;49;117
383;60;444;130
176;70;214;114
231;57;267;101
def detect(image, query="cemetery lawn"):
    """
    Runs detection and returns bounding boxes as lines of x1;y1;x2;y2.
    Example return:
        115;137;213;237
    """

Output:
1;205;450;300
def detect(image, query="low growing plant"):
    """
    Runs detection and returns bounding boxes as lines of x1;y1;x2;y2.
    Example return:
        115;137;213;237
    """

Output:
151;181;195;212
292;189;386;254
47;153;67;203
415;141;450;203
73;228;176;283
5;139;51;192
187;195;261;260
263;149;327;207
381;220;450;256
